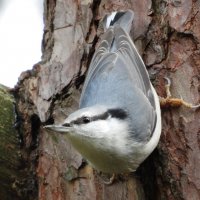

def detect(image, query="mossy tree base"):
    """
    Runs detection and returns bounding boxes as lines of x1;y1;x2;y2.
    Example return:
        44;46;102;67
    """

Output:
0;84;23;200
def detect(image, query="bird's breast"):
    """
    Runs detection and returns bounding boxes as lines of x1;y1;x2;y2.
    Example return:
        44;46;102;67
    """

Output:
67;132;146;173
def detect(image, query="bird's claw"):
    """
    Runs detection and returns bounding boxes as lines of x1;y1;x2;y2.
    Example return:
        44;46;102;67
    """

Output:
99;173;116;185
160;77;200;109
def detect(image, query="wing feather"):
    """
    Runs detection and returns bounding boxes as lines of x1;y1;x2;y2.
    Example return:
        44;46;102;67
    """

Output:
80;26;157;142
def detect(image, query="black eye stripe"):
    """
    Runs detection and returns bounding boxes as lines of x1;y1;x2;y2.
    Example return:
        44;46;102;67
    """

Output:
91;112;109;121
70;108;127;125
72;112;109;125
107;108;127;119
63;123;71;127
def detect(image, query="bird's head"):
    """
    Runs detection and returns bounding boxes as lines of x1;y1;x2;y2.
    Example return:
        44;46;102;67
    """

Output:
45;105;128;139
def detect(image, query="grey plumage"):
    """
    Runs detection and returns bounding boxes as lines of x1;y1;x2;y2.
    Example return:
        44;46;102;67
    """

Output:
80;11;156;142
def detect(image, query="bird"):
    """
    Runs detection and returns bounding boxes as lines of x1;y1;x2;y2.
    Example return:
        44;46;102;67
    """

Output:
45;10;162;175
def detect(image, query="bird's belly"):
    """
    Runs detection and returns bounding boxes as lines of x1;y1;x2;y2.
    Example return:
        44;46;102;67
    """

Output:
68;135;141;173
87;151;139;173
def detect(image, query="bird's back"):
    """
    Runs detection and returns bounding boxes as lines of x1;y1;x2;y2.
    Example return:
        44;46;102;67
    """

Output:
80;10;157;142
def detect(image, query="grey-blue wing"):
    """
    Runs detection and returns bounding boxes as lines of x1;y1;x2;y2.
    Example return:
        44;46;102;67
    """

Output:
80;26;156;142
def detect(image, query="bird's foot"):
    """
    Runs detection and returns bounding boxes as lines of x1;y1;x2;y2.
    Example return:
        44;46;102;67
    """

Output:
160;77;200;109
99;173;116;185
104;173;115;185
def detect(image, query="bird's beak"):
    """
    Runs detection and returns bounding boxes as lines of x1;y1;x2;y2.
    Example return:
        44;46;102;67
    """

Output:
44;124;72;133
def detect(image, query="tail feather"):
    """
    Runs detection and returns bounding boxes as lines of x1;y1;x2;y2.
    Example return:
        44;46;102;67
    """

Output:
102;10;134;33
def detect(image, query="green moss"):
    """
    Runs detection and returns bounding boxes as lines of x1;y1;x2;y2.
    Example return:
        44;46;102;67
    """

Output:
0;84;22;199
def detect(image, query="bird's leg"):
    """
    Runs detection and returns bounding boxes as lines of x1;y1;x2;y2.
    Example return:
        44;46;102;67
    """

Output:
160;77;200;109
164;77;172;98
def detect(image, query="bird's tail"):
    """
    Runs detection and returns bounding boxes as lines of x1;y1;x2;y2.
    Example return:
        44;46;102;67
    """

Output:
101;10;134;33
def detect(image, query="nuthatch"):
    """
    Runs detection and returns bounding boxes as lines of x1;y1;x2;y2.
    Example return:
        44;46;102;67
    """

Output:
45;10;162;174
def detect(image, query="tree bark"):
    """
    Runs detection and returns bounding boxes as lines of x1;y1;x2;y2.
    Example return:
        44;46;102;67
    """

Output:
13;0;200;199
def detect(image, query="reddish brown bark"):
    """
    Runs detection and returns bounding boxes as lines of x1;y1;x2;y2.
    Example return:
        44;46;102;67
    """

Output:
14;0;200;199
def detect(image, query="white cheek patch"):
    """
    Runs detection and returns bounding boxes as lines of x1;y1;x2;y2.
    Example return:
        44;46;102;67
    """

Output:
76;121;109;138
75;118;128;137
78;118;130;153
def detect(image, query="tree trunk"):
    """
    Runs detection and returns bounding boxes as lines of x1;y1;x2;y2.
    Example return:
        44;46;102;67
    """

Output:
13;0;200;199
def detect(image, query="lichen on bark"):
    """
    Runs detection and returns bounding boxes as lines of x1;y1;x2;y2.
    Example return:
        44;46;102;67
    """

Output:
0;85;21;199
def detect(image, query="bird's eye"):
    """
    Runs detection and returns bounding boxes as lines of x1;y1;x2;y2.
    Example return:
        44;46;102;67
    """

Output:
63;123;70;127
82;116;90;124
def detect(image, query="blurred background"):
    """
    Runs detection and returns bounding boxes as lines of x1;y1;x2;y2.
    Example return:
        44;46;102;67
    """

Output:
0;0;43;88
